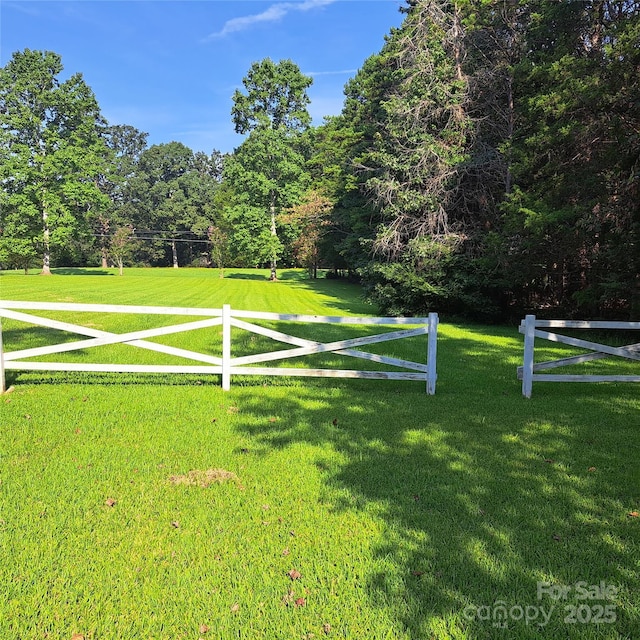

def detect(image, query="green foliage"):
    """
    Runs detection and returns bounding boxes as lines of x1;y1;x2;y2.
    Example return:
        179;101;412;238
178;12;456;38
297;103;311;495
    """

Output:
362;236;503;320
313;0;639;320
499;0;640;316
2;0;638;318
231;58;312;134
0;233;38;273
225;60;313;275
126;142;222;268
0;49;110;273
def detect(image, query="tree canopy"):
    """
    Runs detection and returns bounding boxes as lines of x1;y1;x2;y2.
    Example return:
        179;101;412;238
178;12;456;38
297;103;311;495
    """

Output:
1;4;638;319
226;59;312;280
0;49;110;273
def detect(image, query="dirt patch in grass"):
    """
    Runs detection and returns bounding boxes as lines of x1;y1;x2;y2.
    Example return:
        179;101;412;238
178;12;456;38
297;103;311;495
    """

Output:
168;468;239;487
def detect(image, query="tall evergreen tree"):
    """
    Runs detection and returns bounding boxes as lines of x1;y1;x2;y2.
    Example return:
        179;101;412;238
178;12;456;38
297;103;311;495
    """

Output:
336;1;480;314
320;0;639;318
502;0;640;316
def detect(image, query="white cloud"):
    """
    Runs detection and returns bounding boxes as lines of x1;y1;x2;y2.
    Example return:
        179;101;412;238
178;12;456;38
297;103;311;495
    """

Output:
3;2;42;17
204;0;337;40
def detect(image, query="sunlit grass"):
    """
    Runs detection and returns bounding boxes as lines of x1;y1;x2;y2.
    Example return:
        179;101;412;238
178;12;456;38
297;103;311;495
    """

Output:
1;267;638;639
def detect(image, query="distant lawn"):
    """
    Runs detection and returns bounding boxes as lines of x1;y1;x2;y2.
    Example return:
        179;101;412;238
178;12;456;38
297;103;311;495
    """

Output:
1;267;638;639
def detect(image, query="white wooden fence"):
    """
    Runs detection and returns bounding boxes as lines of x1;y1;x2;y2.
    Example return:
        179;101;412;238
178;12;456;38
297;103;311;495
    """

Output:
0;301;438;394
518;315;640;397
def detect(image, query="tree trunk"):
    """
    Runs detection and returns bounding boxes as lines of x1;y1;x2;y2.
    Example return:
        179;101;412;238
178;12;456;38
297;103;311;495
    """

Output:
41;204;51;275
101;245;109;268
453;5;464;81
172;240;179;268
269;199;277;281
505;74;514;194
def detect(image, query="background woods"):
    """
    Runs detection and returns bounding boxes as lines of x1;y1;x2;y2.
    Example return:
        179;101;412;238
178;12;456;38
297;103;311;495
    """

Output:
1;1;638;320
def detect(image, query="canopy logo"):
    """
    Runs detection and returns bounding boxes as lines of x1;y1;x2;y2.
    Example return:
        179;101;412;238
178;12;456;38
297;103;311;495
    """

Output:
463;580;619;629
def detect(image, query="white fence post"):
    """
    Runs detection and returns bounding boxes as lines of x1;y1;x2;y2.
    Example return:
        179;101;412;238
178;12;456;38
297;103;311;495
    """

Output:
427;312;438;395
222;304;231;391
522;314;536;398
0;319;5;394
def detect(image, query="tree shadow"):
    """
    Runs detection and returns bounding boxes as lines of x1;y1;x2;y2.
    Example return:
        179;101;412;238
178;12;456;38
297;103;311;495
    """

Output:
225;270;314;282
228;327;639;638
51;267;113;276
225;273;270;281
2;311;637;636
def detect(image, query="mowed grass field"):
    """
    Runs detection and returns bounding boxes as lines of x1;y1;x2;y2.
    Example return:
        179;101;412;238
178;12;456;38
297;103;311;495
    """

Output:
1;267;639;640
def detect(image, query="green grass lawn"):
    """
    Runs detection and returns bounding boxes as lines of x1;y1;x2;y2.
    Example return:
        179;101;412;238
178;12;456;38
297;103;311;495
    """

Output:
1;267;639;639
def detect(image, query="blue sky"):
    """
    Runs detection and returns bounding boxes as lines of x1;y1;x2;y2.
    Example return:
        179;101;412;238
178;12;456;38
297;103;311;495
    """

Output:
1;0;405;154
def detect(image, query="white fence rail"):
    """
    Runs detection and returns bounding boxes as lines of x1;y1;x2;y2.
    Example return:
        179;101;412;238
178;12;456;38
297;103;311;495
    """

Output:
518;315;640;397
0;301;438;394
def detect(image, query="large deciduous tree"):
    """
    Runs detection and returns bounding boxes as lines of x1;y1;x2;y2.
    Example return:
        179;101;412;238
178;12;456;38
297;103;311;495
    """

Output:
128;142;222;268
97;124;148;267
128;142;196;268
0;49;110;274
227;58;312;280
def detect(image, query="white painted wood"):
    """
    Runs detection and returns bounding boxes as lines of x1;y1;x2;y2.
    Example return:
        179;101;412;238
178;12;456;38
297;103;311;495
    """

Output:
427;312;438;395
230;317;315;347
534;329;640;362
332;349;429;372
525;342;640;372
519;314;639;396
531;320;640;330
532;374;640;383
522;315;536;398
5;361;222;374
230;317;428;371
227;316;433;385
230;309;430;325
0;319;5;393
0;308;108;338
230;327;427;367
222;304;231;391
0;309;223;365
4;317;223;361
0;300;223;317
228;367;427;380
119;341;223;366
0;301;438;392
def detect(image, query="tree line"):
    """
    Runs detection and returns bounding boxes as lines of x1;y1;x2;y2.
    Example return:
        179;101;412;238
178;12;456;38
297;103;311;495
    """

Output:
1;0;638;320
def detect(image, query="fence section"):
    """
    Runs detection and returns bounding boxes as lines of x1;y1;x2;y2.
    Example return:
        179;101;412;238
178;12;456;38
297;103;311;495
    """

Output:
0;301;438;394
518;315;640;397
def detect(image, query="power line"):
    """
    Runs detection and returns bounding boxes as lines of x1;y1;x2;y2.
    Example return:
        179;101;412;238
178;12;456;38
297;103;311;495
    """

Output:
94;233;212;244
133;236;212;244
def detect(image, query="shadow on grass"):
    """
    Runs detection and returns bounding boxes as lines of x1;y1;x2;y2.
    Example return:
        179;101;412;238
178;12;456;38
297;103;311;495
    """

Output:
225;273;270;281
228;329;640;639
225;269;308;282
51;267;113;276
4;370;224;388
2;318;638;637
